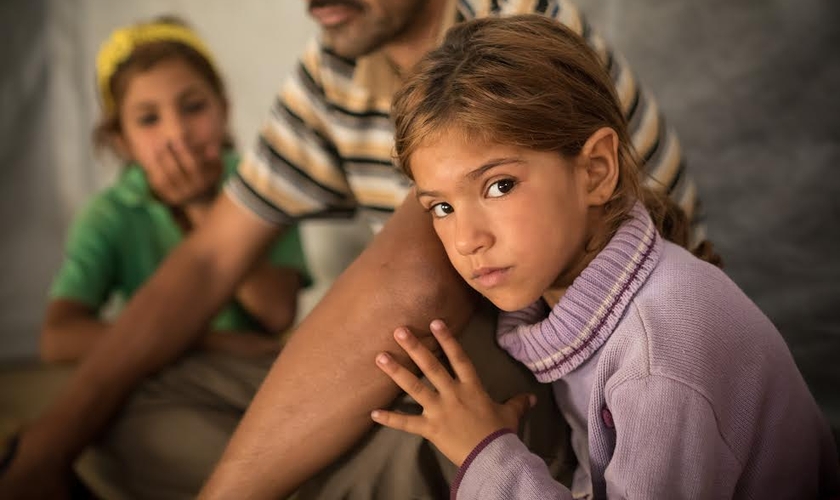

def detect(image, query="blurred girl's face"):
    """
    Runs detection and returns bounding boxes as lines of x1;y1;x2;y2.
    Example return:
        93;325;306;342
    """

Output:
117;57;227;182
411;132;596;312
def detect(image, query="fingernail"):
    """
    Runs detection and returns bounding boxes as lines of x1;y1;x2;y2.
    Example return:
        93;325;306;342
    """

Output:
376;353;390;365
395;328;409;340
370;410;381;419
430;319;444;330
528;394;537;407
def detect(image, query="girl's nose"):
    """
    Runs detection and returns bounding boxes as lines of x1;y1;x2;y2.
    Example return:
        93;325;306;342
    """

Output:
163;114;189;145
453;213;493;256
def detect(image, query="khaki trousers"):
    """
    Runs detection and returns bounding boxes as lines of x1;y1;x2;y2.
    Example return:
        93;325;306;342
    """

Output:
80;305;572;499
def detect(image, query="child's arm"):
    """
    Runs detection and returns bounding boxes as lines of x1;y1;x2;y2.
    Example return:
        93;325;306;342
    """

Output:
229;221;311;334
40;300;108;363
371;320;574;500
182;205;303;334
155;143;308;335
41;299;283;362
0;194;288;499
181;215;306;334
40;194;120;364
600;376;740;497
229;261;302;334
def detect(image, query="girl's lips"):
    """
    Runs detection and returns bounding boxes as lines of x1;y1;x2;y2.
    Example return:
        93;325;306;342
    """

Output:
472;267;511;288
309;4;358;28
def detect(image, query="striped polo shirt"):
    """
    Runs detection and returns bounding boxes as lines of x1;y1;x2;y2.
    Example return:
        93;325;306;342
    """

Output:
226;0;705;241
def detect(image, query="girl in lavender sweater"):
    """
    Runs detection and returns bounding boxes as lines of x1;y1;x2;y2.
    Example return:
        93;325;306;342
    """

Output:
369;15;840;500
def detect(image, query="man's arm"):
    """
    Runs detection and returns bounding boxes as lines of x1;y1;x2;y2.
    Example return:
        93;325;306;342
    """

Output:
0;193;284;497
201;193;478;499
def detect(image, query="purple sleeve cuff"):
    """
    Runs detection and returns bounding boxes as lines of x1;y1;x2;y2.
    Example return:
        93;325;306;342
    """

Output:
450;428;515;500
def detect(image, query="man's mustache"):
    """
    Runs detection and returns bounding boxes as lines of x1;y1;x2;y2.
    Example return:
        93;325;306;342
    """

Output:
309;0;364;10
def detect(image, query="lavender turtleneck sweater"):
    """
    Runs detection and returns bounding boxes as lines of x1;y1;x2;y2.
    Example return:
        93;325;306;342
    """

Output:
453;204;839;499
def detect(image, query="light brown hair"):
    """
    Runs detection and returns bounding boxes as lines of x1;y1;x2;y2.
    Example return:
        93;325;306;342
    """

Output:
393;15;720;265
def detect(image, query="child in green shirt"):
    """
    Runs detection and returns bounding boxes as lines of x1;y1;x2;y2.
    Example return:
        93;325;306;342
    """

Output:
42;17;311;363
34;17;313;498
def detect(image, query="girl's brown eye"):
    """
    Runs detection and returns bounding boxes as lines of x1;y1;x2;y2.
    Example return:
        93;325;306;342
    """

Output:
487;179;515;198
137;113;159;126
431;202;454;218
182;100;208;114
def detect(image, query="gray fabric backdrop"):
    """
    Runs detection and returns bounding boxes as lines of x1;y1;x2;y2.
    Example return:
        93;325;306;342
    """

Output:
1;1;838;430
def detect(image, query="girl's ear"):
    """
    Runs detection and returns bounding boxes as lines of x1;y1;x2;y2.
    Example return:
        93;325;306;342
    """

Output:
579;127;619;207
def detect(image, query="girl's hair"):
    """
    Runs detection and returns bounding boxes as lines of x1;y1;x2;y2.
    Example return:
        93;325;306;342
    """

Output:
393;15;720;265
92;16;234;154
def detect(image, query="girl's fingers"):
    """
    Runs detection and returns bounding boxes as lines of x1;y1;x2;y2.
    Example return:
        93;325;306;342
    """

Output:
173;140;223;201
370;409;426;437
430;320;480;384
393;327;455;392
203;141;222;165
155;143;188;198
168;140;201;185
502;393;537;425
375;352;437;407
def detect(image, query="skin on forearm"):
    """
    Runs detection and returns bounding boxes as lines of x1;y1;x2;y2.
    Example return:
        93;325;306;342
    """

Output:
40;299;282;364
233;262;301;334
201;193;478;499
21;194;282;466
39;300;108;364
183;198;301;334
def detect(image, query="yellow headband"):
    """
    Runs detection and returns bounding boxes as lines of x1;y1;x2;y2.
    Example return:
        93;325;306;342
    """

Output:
96;22;218;113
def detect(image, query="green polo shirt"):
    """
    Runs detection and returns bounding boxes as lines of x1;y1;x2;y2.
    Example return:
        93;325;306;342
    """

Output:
49;151;311;333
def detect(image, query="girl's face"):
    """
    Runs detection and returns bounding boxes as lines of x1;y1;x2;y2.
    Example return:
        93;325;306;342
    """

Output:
412;133;601;312
117;57;227;181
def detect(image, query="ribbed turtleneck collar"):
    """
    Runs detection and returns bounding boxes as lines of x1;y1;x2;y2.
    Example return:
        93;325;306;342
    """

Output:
496;202;663;382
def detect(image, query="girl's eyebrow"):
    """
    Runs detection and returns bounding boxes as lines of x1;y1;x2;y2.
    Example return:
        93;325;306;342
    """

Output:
128;101;157;112
127;84;206;112
415;188;441;200
466;157;524;181
178;84;204;98
416;157;524;200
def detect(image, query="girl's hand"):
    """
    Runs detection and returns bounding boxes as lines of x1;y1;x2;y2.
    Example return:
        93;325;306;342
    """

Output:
371;320;536;467
145;140;223;211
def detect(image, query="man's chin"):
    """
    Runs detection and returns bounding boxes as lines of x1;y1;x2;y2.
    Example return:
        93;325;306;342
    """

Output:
322;32;380;60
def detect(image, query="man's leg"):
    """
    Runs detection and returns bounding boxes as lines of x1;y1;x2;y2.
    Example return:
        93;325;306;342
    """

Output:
77;352;273;500
296;300;574;500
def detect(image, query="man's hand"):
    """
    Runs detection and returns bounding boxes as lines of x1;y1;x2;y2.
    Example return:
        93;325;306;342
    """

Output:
371;320;535;467
0;430;75;500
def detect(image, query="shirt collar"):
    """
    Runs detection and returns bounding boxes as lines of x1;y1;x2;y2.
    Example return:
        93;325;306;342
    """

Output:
112;163;154;207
